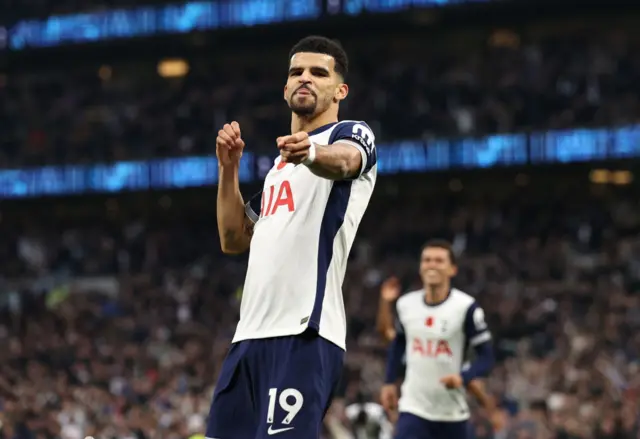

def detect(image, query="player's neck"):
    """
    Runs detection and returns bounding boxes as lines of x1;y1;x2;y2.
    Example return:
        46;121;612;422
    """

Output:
424;283;450;305
291;111;338;134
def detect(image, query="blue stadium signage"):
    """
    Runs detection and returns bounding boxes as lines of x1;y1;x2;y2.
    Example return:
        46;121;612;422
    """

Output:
0;124;638;198
2;0;492;50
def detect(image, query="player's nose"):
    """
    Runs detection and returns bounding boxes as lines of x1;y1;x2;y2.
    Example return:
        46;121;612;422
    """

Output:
298;70;313;82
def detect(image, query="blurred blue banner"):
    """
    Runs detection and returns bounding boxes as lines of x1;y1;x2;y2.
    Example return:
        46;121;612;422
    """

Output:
338;0;491;15
0;155;254;198
3;0;497;50
0;124;638;198
6;0;321;50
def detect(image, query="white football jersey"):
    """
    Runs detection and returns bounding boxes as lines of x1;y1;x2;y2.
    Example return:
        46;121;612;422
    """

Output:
232;121;377;350
396;288;491;422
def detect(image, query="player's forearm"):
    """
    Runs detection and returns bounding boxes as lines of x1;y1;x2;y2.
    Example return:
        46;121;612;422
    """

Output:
376;298;396;344
461;342;495;385
305;143;362;180
384;332;406;384
217;165;252;254
467;380;495;411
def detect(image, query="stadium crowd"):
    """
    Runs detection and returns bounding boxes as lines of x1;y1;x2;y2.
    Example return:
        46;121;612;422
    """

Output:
0;180;639;439
2;27;640;167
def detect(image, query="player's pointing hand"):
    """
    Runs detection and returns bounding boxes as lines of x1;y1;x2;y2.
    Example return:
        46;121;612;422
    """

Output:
277;131;312;165
216;121;245;168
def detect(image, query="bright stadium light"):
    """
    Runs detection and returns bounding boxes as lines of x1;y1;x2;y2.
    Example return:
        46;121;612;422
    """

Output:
611;170;633;185
589;169;610;184
158;59;189;78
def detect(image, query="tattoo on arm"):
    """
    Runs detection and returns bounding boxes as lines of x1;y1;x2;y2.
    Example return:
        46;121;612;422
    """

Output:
243;216;255;238
225;217;253;243
221;215;254;253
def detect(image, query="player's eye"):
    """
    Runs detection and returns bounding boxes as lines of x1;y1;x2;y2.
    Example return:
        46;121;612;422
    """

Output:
311;69;329;77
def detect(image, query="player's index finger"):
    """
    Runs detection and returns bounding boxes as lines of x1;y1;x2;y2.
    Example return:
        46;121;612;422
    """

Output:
218;130;233;143
286;141;310;152
230;121;241;136
223;124;236;138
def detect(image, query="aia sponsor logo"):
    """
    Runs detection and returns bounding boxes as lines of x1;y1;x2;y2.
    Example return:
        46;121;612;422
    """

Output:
261;180;295;217
411;338;453;357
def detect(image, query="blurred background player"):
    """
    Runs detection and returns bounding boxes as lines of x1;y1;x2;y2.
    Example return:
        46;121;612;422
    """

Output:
380;240;495;439
210;36;377;438
376;278;497;418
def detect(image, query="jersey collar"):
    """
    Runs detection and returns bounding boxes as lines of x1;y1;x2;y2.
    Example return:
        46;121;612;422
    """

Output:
308;122;338;136
423;288;453;307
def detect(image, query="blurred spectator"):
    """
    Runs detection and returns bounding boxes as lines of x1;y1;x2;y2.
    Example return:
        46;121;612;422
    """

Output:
2;6;640;438
2;28;640;167
1;179;639;438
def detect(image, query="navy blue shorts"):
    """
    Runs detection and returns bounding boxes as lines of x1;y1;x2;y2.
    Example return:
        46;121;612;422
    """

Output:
394;412;471;439
206;330;344;439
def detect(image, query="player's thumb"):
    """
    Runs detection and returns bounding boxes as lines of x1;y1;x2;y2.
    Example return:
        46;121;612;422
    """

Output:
294;131;308;141
235;137;245;149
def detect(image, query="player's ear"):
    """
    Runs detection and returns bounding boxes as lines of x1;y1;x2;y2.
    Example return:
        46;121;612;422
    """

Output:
449;265;458;277
283;84;288;102
334;83;348;103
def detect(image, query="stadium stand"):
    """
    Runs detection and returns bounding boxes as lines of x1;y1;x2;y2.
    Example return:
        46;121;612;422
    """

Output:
1;177;639;438
2;30;640;166
1;2;639;439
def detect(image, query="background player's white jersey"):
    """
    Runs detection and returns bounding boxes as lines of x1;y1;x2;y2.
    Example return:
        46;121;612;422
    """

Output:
232;121;377;349
396;288;491;422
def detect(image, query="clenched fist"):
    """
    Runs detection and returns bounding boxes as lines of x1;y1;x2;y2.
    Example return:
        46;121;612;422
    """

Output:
216;121;245;168
277;131;312;165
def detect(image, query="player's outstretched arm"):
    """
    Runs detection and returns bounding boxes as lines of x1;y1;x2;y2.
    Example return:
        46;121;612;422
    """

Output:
466;379;496;411
304;142;364;180
277;121;376;180
278;133;362;180
216;122;253;254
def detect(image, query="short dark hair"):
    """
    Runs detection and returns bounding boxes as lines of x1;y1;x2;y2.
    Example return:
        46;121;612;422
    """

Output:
422;239;457;265
289;35;349;79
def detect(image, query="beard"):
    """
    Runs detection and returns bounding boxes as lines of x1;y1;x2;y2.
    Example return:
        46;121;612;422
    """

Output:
288;97;317;116
287;89;318;116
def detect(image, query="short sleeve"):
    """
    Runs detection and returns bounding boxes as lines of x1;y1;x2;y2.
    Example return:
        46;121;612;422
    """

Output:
244;190;262;223
328;120;377;176
463;302;491;347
